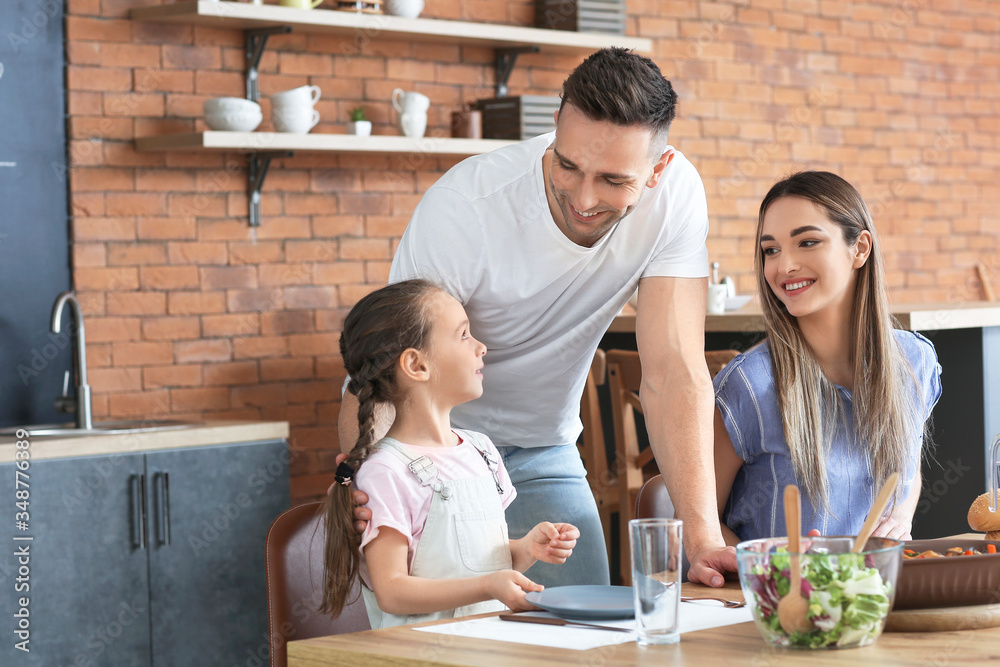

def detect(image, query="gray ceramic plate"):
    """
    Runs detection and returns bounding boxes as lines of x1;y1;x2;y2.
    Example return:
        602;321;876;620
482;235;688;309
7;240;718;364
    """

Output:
894;538;1000;610
524;585;634;620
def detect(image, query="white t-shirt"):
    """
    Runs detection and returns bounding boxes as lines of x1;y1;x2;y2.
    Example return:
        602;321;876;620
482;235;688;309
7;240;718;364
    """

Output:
356;429;515;587
389;131;710;449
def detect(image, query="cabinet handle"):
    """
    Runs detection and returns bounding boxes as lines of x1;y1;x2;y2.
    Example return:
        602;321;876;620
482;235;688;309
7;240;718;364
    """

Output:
155;471;172;546
131;473;146;550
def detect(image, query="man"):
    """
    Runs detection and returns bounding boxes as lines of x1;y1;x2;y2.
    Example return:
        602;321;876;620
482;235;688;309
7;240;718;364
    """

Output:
339;47;736;587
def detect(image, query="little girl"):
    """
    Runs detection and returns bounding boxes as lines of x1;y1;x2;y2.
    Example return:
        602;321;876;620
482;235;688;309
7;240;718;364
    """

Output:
321;279;579;628
713;171;942;543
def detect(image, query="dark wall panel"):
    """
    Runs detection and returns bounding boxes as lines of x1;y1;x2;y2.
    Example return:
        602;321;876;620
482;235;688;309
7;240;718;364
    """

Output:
0;1;72;427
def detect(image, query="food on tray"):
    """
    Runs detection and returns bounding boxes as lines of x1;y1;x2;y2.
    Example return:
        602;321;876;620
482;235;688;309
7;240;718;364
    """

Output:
743;548;893;648
967;490;1000;540
904;544;997;558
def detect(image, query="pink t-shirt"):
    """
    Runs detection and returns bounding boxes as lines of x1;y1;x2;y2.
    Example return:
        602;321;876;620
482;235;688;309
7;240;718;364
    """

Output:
355;429;515;585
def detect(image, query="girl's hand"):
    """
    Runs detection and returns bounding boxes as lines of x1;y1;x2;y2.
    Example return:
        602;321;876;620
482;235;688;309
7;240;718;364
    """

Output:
525;522;580;564
487;570;543;611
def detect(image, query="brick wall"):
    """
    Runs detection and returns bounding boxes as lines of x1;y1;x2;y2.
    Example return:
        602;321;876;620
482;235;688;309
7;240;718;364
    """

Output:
64;0;999;502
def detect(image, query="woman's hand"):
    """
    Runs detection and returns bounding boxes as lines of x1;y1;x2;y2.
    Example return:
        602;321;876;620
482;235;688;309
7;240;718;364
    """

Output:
331;453;371;533
870;516;912;541
525;522;579;564
486;570;544;612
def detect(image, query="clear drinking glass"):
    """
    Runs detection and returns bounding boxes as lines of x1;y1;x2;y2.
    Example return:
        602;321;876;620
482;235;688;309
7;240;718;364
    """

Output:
629;518;683;645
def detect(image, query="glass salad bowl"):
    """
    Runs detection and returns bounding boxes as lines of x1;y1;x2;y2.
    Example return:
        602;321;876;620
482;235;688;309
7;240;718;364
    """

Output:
736;536;903;649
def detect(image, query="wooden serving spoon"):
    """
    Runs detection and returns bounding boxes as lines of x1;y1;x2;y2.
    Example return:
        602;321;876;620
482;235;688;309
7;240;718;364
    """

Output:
777;484;813;635
851;472;901;553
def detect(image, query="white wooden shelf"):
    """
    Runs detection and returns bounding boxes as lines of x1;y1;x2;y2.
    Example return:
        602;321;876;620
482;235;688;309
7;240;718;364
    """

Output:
130;1;652;54
135;131;517;156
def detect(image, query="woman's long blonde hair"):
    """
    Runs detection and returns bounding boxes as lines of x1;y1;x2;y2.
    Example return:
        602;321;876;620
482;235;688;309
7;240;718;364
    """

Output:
755;171;922;511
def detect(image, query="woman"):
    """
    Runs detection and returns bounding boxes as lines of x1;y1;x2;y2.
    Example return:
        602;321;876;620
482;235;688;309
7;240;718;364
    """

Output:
713;171;941;543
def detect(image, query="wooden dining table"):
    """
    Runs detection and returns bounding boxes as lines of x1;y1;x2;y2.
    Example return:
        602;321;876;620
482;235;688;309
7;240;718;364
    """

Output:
286;578;1000;666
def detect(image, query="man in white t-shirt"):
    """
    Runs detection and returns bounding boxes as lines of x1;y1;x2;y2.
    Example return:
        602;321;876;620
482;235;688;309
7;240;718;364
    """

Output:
339;48;737;588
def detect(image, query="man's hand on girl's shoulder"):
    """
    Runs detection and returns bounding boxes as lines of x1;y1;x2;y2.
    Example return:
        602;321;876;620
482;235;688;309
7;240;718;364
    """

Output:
331;452;371;533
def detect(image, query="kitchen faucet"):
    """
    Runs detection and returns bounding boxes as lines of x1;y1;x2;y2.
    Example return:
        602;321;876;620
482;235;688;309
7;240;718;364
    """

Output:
50;291;93;430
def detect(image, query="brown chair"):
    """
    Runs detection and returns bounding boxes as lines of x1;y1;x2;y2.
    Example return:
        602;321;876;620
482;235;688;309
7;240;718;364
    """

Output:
634;474;673;520
606;348;739;584
577;349;619;566
265;501;370;667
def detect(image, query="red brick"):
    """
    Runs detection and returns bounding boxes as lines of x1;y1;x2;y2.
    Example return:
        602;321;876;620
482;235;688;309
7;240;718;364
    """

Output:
140;266;200;290
73;217;136;241
168;292;226;315
227;289;284;313
167;242;227;265
288;333;339;357
204;361;259;386
200;266;257;290
261;311;315;336
113;342;174;366
174;339;233;363
171;387;230;411
233;336;289;359
143;364;203;389
106;193;167;216
89;367;143;392
142;316;201;341
106;292;166;316
108;390;172;417
87;317;141;342
107;243;168;266
232;383;288;408
261;358;315;382
283;287;337;309
201;313;261;338
137;217;198;241
75;267;140;291
229;241;284;264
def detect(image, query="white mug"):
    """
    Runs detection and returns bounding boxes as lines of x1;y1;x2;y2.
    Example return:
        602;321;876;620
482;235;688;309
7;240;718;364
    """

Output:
271;85;321;107
399;112;427;138
707;283;728;315
392;88;430;115
273;106;321;134
385;0;424;19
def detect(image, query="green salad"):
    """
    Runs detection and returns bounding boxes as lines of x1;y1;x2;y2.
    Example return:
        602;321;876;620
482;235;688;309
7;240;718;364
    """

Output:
745;549;892;648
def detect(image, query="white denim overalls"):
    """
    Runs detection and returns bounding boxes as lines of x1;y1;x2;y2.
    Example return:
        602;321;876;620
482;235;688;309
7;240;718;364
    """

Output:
362;433;512;629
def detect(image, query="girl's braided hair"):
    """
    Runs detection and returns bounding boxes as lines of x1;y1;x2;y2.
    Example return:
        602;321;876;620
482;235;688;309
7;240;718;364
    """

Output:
320;279;439;616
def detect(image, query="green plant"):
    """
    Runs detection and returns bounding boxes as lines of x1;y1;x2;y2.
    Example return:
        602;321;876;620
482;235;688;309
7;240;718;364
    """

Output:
349;106;367;122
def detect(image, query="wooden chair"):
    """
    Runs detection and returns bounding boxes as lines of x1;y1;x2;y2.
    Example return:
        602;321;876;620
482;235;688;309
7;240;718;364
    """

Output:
577;349;619;566
265;501;370;667
606;348;739;584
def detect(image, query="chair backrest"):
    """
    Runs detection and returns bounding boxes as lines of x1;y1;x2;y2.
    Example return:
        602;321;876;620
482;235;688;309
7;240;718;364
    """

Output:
578;349;611;491
634;474;674;519
605;348;740;584
265;501;370;667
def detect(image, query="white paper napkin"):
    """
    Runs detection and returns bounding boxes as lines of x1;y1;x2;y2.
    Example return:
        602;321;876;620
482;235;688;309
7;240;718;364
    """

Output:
412;604;752;651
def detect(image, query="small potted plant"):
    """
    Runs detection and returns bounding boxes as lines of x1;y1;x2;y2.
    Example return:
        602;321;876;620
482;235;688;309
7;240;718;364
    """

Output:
347;106;372;136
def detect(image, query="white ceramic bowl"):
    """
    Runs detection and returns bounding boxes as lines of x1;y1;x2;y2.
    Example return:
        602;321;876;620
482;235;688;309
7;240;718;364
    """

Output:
204;97;261;116
205;108;263;132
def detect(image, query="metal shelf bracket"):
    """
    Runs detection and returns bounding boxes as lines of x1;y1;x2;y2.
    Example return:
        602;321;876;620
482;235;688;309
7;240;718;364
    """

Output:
495;46;539;98
245;26;292;102
248;151;294;228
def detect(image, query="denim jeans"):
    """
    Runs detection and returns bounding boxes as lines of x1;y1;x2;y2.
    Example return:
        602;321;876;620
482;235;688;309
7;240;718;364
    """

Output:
497;444;611;587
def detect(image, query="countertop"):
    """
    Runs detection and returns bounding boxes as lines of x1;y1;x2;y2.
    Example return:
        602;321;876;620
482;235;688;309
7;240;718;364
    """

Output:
0;420;290;462
609;301;1000;334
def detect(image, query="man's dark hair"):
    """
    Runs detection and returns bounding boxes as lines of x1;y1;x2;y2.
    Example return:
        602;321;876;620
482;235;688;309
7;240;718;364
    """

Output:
560;47;677;147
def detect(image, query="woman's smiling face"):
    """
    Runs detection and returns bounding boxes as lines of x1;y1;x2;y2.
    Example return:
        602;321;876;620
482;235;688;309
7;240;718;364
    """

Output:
758;196;870;321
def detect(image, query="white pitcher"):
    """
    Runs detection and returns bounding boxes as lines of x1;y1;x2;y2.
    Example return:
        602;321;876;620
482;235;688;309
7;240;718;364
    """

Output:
392;89;430;115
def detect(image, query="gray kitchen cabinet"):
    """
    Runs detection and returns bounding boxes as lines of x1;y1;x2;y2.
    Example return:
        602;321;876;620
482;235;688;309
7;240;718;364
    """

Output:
0;439;289;666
